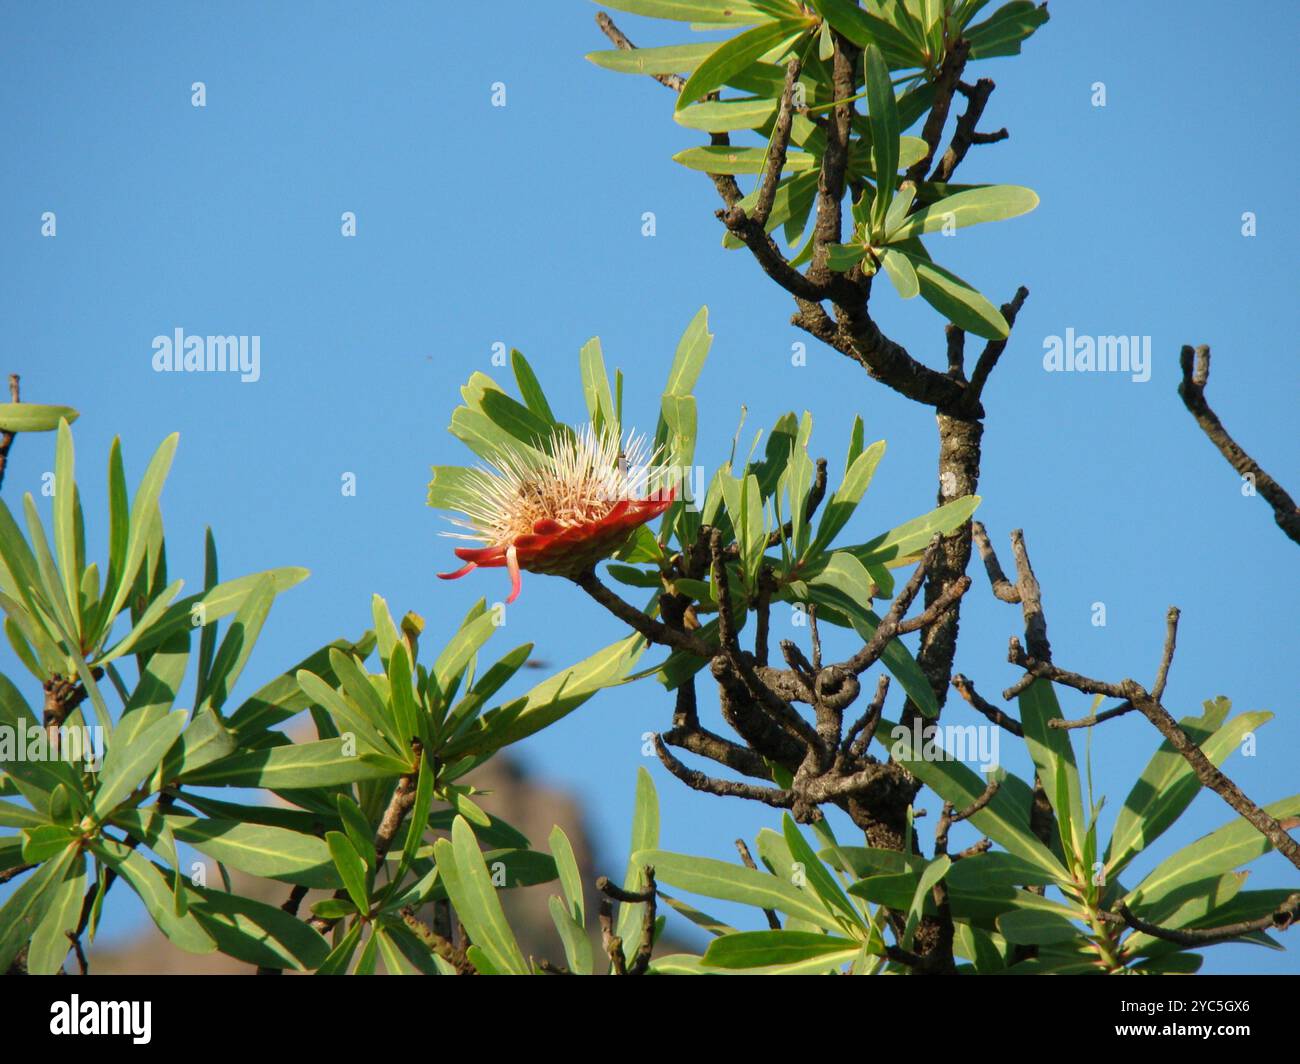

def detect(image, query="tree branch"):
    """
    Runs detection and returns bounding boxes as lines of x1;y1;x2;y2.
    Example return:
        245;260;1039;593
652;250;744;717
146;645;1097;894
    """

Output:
1178;344;1300;544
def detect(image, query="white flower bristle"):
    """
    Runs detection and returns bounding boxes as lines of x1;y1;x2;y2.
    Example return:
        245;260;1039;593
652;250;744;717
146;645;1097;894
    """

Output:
445;425;658;546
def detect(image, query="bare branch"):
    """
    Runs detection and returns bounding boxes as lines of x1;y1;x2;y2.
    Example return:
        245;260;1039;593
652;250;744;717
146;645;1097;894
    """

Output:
1178;344;1300;544
1112;893;1300;948
654;734;794;808
951;673;1023;737
929;76;1006;183
574;569;713;658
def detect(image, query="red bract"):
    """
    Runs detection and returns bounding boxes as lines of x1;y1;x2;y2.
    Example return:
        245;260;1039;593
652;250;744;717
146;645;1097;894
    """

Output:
438;489;674;604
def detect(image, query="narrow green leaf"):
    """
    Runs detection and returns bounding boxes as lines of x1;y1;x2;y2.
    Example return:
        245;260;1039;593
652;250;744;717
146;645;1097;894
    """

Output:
597;0;766;23
435;816;528;974
913;257;1009;339
0;843;78;969
615;767;660;953
168;814;338;888
880;246;920;298
327;831;372;912
677;20;809;111
509;349;556;424
636;848;839;929
92;709;188;819
702;929;857;969
180;737;408;789
189;886;331;971
94;838;214;954
864;43;900;232
589;41;717;75
26;849;85;973
888;184;1039;240
0;404;79;432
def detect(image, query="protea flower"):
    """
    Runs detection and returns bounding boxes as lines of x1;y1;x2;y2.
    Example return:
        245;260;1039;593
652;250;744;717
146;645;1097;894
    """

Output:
437;425;674;603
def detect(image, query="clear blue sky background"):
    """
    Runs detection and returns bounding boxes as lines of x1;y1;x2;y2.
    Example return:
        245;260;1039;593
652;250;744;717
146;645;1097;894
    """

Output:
1;1;1295;973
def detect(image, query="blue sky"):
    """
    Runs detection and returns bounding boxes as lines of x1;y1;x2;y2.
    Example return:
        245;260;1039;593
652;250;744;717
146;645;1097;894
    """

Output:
1;1;1295;973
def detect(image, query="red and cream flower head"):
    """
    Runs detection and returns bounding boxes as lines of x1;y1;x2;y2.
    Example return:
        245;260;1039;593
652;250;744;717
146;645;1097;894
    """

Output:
437;424;674;604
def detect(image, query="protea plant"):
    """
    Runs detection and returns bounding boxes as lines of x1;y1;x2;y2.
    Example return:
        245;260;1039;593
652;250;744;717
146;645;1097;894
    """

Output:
437;424;673;603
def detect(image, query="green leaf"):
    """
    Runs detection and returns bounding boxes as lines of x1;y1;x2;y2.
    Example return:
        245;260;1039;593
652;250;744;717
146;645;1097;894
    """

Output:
1017;680;1084;863
843;494;981;568
315;920;363;975
168;814;339;888
434;816;528;974
394;750;434;886
94;838;215;954
0;404;80;433
997;907;1084;946
196;575;277;713
297;668;398;759
597;0;766;22
52;421;81;637
109;805;178;867
548;895;594;975
825;243;868;272
26;849;86;974
888;184;1039;241
589;41;717;75
386;643;424;754
664;306;712;399
673;144;816;175
615;767;660;954
864;43;900;232
193;528;219;707
180;737;407;789
444;635;643;759
676;96;778;132
100;433;179;630
677;20;809;112
964;0;1050;59
635;848;839;929
810;440;885;555
884;722;1069;878
810;0;921;66
433;610;498;700
1127;795;1300;911
100;567;309;666
22;493;80;648
903;855;951;949
1106;699;1263;876
509;350;556;424
337;794;377;872
0;843;78;970
0;799;48;830
954;920;1006;971
189;886;330;971
327;831;371;911
782;814;864;932
114;632;189;750
702;929;858;970
21;824;76;864
880;246;920;298
912;257;1009;339
549;826;585;925
578;337;618;439
92;709;188;819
